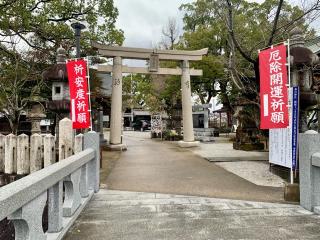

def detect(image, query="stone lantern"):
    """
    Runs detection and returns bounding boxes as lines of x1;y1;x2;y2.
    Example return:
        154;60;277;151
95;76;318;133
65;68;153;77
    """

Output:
289;27;319;132
42;46;70;134
27;96;46;134
232;98;264;151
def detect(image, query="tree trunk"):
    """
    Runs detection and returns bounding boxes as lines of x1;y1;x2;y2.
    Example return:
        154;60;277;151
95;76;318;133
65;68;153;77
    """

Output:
6;111;20;135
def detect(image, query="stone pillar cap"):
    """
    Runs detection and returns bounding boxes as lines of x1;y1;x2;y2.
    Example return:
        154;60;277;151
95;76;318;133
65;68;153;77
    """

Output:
304;130;318;134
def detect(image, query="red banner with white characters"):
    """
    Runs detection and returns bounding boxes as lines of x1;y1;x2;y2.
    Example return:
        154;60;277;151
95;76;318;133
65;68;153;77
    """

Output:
259;44;289;129
66;59;91;129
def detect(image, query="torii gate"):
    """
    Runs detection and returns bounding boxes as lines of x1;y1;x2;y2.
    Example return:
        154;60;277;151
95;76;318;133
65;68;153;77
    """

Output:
92;41;208;150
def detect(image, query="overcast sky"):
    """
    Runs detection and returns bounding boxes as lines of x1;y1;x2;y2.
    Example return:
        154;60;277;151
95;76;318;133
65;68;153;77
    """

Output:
113;0;319;49
113;0;194;48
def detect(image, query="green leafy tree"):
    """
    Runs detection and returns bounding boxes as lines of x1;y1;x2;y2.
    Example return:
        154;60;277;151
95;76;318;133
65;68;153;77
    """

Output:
178;3;228;105
0;0;124;57
0;43;44;134
180;0;319;127
0;0;124;133
122;74;169;114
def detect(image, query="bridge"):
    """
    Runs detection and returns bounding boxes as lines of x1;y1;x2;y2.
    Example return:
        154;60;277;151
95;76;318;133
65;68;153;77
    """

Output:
2;131;320;239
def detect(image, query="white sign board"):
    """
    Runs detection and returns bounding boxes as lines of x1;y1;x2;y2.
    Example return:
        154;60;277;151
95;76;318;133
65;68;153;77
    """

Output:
40;119;51;126
269;128;292;168
269;88;292;168
151;114;162;134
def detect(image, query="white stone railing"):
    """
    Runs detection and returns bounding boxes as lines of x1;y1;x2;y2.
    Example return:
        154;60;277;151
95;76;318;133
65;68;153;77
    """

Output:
0;118;94;186
0;130;100;240
299;131;320;213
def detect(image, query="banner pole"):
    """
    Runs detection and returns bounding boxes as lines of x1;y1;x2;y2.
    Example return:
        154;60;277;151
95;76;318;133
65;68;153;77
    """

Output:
287;38;294;184
86;56;93;131
287;39;291;88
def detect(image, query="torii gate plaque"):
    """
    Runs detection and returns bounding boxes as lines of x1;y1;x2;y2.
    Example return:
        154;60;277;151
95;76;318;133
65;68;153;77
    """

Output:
92;41;208;150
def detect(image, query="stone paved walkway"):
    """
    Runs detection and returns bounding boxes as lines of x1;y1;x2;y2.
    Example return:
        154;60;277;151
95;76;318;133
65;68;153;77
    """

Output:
64;132;320;239
105;131;283;202
64;190;320;240
64;132;320;240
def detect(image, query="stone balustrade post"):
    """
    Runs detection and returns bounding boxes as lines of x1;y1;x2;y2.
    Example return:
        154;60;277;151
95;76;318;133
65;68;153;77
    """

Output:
59;118;81;217
0;134;5;173
48;180;63;233
63;169;81;217
8;192;47;240
30;134;43;173
299;131;320;211
4;134;17;175
59;118;73;160
44;134;55;167
75;134;88;198
84;131;100;193
43;133;62;233
17;134;30;175
74;134;83;153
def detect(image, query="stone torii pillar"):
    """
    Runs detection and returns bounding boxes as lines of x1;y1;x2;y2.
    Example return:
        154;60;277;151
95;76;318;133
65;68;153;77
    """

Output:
109;56;127;150
178;60;199;147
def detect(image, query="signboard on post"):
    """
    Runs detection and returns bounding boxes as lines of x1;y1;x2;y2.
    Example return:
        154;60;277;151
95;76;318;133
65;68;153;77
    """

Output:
259;44;289;129
291;86;299;170
66;59;91;129
269;88;292;168
269;87;299;170
151;114;163;134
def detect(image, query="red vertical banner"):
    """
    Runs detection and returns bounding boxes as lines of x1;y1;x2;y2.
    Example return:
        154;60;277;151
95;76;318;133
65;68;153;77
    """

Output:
66;59;91;129
259;44;289;129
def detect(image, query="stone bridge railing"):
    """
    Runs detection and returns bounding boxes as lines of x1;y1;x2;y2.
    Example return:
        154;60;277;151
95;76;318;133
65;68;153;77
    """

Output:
299;131;320;213
0;131;100;240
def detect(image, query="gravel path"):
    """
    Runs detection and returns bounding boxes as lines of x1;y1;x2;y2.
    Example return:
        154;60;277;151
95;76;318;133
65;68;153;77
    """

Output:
215;161;285;187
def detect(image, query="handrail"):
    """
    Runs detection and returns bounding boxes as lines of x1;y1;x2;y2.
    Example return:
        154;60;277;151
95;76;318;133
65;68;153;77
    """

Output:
0;148;95;221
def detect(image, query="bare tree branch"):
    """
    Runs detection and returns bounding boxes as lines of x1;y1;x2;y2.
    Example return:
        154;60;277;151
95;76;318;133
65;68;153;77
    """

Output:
0;0;18;8
225;0;256;65
276;1;320;33
29;0;53;12
47;8;93;22
161;17;179;50
267;0;284;46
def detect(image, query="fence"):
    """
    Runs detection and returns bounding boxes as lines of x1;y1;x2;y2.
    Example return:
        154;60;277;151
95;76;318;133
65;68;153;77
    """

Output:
0;118;100;240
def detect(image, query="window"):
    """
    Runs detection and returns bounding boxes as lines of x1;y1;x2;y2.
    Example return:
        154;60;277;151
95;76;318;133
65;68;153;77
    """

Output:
55;86;61;94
